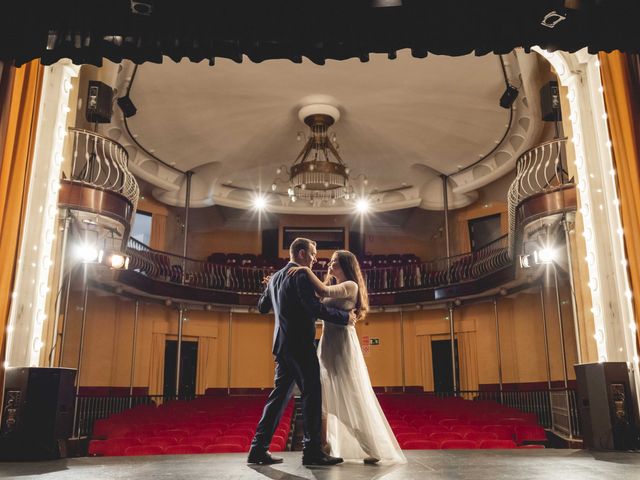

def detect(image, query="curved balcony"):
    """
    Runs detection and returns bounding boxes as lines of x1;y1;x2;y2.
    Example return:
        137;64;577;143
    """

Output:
58;128;140;230
85;136;576;307
117;235;513;306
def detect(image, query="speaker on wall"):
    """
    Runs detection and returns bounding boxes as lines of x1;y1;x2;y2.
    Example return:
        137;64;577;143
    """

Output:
86;80;114;124
540;80;562;121
1;367;77;460
574;362;640;450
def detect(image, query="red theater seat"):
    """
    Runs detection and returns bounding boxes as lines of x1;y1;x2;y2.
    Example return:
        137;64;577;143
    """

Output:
478;440;517;449
165;444;205;455
205;443;245;453
464;432;498;442
482;425;514;441
402;440;440;450
105;438;140;456
429;432;463;442
124;445;165;456
514;425;547;444
440;440;477;449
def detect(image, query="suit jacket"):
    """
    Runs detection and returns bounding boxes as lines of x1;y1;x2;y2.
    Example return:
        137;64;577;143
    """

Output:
258;262;349;356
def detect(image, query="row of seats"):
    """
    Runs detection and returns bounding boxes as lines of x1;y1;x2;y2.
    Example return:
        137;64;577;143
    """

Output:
128;247;511;293
377;394;547;449
89;396;293;457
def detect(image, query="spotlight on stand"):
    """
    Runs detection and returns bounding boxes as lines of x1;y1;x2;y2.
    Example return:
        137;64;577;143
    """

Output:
76;244;102;263
105;252;130;270
499;85;519;109
117;96;137;118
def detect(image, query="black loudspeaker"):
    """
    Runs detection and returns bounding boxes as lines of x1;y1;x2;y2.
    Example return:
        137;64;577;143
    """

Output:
1;367;77;460
262;229;279;259
540;80;562;121
86;80;114;123
574;362;640;450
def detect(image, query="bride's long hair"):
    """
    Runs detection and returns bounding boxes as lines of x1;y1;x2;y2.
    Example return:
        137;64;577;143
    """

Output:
325;250;369;321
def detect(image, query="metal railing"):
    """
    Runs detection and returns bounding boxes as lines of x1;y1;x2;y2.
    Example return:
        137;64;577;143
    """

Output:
507;138;570;259
126;235;511;295
68;127;140;211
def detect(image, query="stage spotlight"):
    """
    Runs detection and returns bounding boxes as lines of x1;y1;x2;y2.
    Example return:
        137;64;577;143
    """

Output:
117;95;137;118
535;248;556;264
107;253;130;270
76;244;102;263
253;195;267;210
499;85;519;109
356;198;370;214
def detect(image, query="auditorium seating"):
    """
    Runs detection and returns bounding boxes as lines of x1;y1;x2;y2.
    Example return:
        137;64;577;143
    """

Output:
376;393;548;450
88;395;294;457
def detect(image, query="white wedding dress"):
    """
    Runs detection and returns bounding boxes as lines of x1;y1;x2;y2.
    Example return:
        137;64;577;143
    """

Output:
318;280;406;464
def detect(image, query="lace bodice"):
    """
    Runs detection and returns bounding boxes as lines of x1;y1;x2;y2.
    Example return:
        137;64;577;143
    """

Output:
321;280;358;311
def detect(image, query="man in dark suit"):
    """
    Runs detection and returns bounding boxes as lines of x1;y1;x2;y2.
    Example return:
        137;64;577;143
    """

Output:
247;237;355;466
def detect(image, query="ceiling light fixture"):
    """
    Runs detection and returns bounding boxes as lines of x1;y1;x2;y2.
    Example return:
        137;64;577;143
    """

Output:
273;104;366;206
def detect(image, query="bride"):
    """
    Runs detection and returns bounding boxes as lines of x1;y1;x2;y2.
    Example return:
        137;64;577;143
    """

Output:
290;250;406;464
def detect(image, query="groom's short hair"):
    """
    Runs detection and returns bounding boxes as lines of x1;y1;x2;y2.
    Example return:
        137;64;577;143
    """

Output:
289;237;316;259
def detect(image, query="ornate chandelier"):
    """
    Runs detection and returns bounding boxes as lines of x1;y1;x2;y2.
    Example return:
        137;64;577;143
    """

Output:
273;104;356;205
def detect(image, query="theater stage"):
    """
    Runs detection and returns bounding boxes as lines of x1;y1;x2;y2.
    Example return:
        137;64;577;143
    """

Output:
1;449;639;480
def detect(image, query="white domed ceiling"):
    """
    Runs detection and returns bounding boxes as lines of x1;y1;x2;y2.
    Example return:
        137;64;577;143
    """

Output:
110;49;546;213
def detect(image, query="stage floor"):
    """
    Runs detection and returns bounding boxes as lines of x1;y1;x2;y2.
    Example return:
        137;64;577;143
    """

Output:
1;449;640;480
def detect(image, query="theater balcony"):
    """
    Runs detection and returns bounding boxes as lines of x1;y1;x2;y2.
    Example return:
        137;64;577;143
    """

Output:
74;137;576;309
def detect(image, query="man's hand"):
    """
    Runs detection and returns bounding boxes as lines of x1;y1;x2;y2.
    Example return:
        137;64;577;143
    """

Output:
262;275;272;286
348;310;357;326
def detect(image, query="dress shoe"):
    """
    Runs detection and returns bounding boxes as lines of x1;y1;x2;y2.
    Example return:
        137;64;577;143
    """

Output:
302;452;344;466
247;449;283;465
364;456;380;464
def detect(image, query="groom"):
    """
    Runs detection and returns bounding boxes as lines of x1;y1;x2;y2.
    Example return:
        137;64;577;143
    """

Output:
248;237;355;466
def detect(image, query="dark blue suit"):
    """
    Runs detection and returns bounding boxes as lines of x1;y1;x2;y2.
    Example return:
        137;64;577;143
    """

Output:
250;262;349;455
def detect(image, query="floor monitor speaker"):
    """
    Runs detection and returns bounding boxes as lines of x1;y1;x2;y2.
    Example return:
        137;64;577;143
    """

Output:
1;367;77;460
574;362;640;450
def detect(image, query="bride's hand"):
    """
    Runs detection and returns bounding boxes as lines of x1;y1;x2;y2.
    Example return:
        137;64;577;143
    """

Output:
287;266;311;277
348;310;358;326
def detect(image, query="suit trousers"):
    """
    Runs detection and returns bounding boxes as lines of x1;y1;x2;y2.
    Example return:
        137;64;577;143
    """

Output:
251;346;323;455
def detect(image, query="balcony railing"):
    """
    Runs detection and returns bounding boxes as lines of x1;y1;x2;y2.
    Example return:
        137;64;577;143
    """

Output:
126;234;510;296
507;137;570;258
68;127;139;211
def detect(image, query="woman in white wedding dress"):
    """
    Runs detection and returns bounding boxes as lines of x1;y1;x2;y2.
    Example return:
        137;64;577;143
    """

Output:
290;250;406;465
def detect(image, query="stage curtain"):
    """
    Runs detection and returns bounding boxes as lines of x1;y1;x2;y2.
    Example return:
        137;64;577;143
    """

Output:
0;60;43;385
457;332;479;392
196;336;217;395
599;52;640;347
148;333;166;397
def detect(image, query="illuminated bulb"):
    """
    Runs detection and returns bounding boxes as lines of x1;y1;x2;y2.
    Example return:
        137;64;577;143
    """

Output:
606;140;612;148
276;168;282;174
291;196;296;203
110;254;127;269
253;196;267;210
271;183;277;191
610;169;616;176
356;198;370;214
301;184;306;190
594;59;601;67
324;181;329;188
309;164;315;171
598;86;604;93
76;244;100;263
613;198;620;207
625;290;633;300
617;228;624;236
345;168;350;174
622;259;628;268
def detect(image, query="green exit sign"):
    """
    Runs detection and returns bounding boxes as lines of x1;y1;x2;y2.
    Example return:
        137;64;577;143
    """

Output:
370;338;380;346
